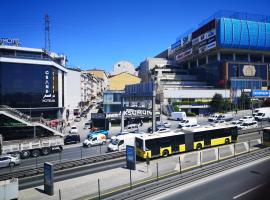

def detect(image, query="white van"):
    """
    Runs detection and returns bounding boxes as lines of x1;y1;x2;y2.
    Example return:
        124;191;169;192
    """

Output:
169;112;187;121
239;121;258;130
107;134;135;152
178;118;197;128
124;124;139;133
254;109;270;121
216;113;233;121
83;133;106;147
252;107;270;116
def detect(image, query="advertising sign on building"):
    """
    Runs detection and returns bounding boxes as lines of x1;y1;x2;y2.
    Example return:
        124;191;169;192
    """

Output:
126;145;136;170
251;90;270;97
0;38;20;46
42;70;56;103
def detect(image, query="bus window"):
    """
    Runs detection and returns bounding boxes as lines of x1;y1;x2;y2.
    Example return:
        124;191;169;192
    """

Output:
135;138;144;150
146;139;159;156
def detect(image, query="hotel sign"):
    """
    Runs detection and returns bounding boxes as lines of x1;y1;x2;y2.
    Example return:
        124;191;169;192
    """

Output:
42;70;56;103
0;38;20;46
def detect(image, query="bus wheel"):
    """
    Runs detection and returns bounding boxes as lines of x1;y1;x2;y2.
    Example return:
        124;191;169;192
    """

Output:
196;143;202;150
225;138;230;144
162;150;169;157
31;149;40;157
21;150;31;159
42;147;51;155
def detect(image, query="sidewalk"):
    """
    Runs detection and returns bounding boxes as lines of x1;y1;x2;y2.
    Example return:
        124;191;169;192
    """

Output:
19;163;152;200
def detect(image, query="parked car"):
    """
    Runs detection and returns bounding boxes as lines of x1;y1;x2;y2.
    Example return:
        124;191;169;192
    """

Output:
231;120;243;129
157;121;171;128
64;133;81;144
178;118;197;128
74;116;81;122
147;125;170;133
69;125;78;134
239;116;255;123
208;113;221;122
211;120;226;126
0;155;20;168
254;109;270;121
83;122;91;129
238;121;258;130
181;124;200;130
124;124;139;133
169;112;187;121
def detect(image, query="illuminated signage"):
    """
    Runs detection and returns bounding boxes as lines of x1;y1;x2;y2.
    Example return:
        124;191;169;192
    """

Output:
42;70;56;103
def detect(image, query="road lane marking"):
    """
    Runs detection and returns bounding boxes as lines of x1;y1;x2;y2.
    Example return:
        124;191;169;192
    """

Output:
233;184;264;199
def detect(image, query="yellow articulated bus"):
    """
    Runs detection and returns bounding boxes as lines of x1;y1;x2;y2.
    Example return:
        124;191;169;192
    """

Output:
135;125;238;159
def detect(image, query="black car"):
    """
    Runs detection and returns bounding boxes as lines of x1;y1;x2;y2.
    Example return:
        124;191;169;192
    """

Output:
64;133;81;145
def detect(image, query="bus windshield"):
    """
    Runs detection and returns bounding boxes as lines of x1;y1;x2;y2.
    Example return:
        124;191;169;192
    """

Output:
111;139;119;145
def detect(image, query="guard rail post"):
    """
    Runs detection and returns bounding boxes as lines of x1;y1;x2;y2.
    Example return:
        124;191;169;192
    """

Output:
59;189;62;200
80;146;83;159
248;140;250;153
234;143;236;157
98;179;101;199
129;169;132;190
200;151;202;167
156;163;159;181
179;156;181;174
218;147;220;162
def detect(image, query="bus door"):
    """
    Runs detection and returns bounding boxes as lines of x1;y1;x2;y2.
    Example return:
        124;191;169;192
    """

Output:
184;133;194;151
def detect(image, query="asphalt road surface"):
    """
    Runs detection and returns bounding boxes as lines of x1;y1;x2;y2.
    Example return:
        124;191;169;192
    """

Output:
152;158;270;200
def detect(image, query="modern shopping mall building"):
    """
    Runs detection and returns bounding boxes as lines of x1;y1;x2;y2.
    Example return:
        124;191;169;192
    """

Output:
137;11;270;114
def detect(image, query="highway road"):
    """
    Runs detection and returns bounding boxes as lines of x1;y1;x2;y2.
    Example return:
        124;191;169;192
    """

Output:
0;109;266;174
152;157;270;200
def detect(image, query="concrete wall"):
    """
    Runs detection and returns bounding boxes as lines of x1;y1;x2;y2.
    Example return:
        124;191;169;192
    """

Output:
66;69;81;116
109;72;141;90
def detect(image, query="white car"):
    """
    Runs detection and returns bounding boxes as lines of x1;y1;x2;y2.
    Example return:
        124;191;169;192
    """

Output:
181;124;200;130
231;120;243;129
155;127;170;133
69;125;78;134
239;121;258;130
239;116;255;123
211;120;226;126
157;121;171;128
0;155;21;168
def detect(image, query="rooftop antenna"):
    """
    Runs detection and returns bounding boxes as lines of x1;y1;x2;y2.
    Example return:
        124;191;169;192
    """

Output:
45;14;51;52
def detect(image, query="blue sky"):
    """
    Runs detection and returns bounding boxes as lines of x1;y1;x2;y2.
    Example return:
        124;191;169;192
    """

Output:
1;0;270;72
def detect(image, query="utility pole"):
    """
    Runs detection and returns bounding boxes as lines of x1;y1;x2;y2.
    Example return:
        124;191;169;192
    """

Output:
45;14;51;52
121;95;125;132
152;80;156;134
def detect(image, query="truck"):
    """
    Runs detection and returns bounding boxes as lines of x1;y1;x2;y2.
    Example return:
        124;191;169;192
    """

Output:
107;134;136;152
254;108;270;121
178;118;198;128
0;134;64;159
169;112;187;121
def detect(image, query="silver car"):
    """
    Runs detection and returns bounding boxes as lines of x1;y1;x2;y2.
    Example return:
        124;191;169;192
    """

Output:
0;155;21;168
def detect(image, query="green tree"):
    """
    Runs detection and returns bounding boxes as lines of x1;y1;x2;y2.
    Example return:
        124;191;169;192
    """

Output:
238;93;251;110
210;93;224;113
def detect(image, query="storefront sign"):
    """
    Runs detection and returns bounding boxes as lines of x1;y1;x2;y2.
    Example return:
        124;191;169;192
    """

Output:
251;90;269;97
0;38;20;46
243;65;256;77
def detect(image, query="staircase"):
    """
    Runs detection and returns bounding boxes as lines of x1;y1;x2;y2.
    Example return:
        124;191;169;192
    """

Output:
0;105;63;136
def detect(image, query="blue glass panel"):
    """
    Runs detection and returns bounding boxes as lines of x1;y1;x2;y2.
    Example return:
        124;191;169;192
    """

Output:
232;19;241;48
224;18;233;46
240;20;250;48
217;18;225;47
266;23;270;49
247;21;259;49
258;22;266;49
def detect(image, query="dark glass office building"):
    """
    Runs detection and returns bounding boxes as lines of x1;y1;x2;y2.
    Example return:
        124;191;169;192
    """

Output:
0;46;67;119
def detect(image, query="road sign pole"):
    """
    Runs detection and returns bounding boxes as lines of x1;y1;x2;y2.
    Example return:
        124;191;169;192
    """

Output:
156;163;159;181
98;179;101;199
129;169;132;190
179;156;181;174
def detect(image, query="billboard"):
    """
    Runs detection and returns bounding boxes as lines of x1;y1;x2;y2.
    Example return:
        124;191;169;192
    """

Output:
251;90;270;97
126;145;136;170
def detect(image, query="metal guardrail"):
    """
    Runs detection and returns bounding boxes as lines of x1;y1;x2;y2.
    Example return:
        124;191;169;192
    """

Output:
0;151;125;182
105;147;270;200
